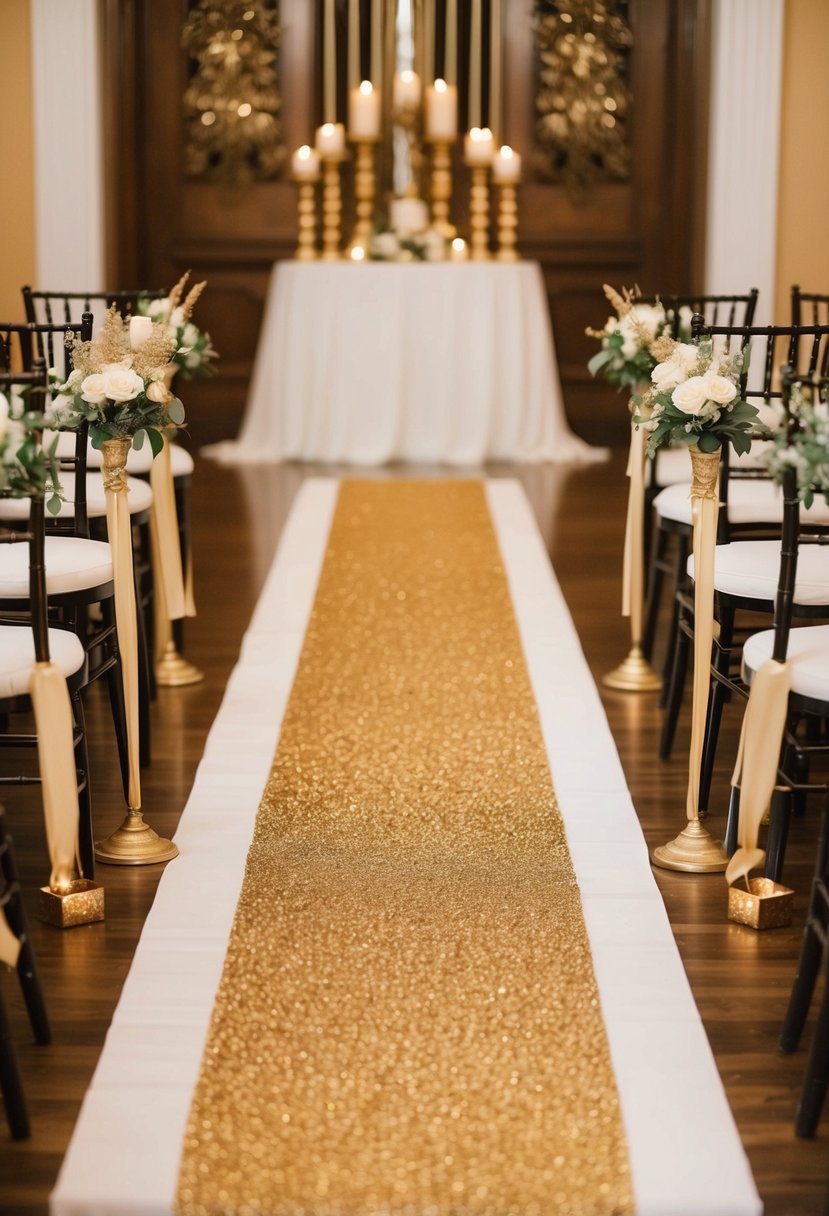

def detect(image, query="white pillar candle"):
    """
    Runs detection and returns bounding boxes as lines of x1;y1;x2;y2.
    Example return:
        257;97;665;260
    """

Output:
424;78;458;140
394;69;421;112
463;125;494;165
129;315;154;349
291;144;321;180
348;80;382;138
492;144;521;183
315;121;346;157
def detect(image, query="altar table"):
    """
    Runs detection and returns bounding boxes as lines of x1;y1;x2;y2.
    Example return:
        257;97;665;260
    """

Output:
204;261;604;466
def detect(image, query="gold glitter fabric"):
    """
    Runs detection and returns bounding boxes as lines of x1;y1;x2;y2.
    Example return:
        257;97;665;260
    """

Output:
176;480;634;1216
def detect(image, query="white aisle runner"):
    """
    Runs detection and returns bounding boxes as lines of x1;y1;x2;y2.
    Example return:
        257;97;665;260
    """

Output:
51;479;761;1216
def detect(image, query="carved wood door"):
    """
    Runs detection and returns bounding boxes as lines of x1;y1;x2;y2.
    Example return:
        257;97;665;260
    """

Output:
104;0;708;447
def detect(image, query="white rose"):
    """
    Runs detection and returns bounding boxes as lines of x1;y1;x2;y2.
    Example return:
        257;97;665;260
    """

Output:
170;305;185;329
58;368;84;394
373;232;399;258
146;378;171;404
672;376;710;415
651;343;699;393
100;363;144;403
618;313;642;359
81;373;107;405
703;373;737;406
146;299;169;322
631;303;665;340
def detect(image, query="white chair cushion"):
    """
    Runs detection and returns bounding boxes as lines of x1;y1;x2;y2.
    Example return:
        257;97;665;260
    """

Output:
743;623;829;703
688;540;829;605
0;625;85;698
0;472;154;521
0;536;113;597
655;478;829;528
46;431;194;477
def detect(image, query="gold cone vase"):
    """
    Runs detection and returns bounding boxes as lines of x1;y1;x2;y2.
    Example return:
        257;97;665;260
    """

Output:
652;445;727;873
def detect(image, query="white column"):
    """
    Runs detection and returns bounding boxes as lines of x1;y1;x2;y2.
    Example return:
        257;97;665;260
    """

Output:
705;0;784;325
31;0;104;290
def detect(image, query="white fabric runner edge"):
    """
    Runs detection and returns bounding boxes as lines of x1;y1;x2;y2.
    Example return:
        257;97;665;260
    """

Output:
50;477;761;1216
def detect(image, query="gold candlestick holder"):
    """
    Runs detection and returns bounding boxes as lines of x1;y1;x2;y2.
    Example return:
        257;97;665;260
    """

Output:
428;139;456;238
495;181;520;262
293;178;319;261
321;154;346;262
348;137;378;253
466;163;491;261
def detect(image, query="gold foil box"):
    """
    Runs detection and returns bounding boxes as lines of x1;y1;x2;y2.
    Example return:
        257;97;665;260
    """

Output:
728;877;794;930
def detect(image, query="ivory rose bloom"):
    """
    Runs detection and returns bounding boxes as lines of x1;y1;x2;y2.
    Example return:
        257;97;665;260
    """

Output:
146;376;172;404
651;343;699;393
80;373;107;405
100;364;144;403
703;373;738;406
671;376;710;415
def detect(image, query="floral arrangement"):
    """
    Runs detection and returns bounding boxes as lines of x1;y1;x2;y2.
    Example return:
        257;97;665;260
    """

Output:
52;305;186;456
138;273;217;380
0;384;62;512
368;225;447;263
762;379;829;507
586;284;668;392
633;332;760;457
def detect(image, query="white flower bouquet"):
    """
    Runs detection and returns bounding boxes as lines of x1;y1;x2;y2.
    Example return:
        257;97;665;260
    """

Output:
52;305;186;455
762;378;829;507
587;284;668;393
138;273;217;380
634;333;761;457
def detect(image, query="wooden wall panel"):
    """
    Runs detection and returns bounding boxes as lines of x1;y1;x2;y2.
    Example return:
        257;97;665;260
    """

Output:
106;0;709;449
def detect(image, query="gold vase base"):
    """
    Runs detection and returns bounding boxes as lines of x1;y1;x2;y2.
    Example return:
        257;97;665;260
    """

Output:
728;877;795;929
38;879;104;928
155;644;204;687
651;819;728;873
603;647;662;692
95;811;179;866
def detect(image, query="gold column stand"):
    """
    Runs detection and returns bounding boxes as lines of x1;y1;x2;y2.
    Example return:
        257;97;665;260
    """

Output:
467;163;491;261
428;139;456;238
349;138;377;251
294;179;319;260
495;182;519;262
95;808;179;866
321;154;346;261
156;639;204;687
603;646;662;692
652;819;728;873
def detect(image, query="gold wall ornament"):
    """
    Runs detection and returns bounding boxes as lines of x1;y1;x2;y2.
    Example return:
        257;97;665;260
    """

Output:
533;0;632;193
182;0;285;189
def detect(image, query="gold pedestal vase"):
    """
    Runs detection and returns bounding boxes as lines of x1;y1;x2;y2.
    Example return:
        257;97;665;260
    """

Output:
604;409;661;693
652;445;728;872
94;437;178;866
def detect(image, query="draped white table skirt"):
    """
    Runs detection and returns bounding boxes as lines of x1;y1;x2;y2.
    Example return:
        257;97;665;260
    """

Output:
52;479;759;1216
203;262;606;467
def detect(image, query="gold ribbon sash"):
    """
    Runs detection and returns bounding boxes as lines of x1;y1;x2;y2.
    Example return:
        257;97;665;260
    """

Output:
176;480;633;1215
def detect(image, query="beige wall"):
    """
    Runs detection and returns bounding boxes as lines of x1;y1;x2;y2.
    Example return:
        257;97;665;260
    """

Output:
775;0;829;322
0;0;35;322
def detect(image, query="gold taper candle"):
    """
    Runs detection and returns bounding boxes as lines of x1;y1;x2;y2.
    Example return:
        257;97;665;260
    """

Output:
371;0;383;90
348;0;360;90
324;0;336;123
490;0;501;140
424;0;435;89
445;0;457;85
469;0;482;129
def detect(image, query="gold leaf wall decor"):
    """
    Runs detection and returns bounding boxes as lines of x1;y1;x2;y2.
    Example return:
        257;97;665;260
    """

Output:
182;0;285;190
533;0;632;194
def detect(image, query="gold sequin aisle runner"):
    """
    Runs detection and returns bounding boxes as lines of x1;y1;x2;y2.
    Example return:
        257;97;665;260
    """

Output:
176;480;633;1216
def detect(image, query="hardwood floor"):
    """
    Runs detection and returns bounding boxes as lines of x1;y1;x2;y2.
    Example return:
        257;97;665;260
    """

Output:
0;448;826;1215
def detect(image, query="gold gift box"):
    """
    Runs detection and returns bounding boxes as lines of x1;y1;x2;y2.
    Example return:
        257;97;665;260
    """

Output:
728;877;794;930
38;879;105;928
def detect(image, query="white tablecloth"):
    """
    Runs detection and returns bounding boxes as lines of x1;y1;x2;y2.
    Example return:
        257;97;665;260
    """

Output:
203;261;605;466
52;478;759;1216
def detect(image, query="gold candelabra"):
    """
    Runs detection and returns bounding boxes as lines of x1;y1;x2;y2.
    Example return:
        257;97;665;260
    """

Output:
349;138;378;251
294;179;319;260
467;164;491;261
428;139;456;238
321;154;346;261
